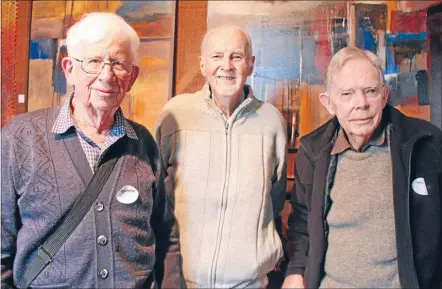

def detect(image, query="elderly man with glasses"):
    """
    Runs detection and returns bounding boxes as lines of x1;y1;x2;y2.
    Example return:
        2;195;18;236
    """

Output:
1;12;182;289
283;46;442;289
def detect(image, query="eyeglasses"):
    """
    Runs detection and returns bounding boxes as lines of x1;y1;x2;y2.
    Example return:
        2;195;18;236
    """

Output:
72;57;135;76
339;85;385;102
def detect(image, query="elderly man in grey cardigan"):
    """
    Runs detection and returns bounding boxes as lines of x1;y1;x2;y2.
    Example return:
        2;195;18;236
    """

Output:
1;12;182;288
155;25;287;288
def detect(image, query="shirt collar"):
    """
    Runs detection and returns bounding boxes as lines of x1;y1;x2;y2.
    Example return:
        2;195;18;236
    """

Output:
51;92;138;140
331;121;387;155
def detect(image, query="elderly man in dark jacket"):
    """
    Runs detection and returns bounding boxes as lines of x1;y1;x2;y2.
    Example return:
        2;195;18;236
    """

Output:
1;12;182;289
283;47;442;289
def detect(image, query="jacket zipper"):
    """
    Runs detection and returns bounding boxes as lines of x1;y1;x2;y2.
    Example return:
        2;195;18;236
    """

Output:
204;98;251;287
212;113;229;287
404;132;431;288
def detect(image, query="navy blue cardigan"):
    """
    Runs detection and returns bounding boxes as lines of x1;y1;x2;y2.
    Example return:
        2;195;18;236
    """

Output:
1;107;182;288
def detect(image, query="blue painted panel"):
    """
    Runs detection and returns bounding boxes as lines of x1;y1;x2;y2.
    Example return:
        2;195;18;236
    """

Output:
29;38;57;60
54;72;67;95
117;1;173;22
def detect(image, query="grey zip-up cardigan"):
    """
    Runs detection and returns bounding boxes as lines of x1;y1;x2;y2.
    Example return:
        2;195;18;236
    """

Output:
1;107;183;288
155;84;287;288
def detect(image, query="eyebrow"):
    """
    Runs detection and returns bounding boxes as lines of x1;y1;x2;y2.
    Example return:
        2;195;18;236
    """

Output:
339;88;355;92
339;85;379;91
209;50;246;54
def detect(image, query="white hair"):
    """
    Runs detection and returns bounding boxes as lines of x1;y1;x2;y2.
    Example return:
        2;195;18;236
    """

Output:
325;46;385;90
200;25;253;58
66;12;140;64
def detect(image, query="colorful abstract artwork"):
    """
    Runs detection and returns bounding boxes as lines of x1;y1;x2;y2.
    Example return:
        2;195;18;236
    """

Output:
28;0;176;130
207;0;439;151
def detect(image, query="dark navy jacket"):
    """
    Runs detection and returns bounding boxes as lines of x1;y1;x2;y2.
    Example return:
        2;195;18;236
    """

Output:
286;105;442;288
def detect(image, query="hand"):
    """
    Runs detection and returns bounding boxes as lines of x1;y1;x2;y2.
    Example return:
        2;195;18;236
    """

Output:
282;274;304;289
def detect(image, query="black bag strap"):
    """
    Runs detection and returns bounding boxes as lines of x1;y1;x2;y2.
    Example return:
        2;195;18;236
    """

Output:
21;157;119;288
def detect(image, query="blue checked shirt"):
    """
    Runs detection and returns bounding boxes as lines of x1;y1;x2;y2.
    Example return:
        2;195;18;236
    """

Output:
51;92;138;172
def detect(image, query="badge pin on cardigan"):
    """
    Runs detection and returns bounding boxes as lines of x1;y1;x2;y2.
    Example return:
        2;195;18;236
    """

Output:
116;185;139;204
412;177;429;196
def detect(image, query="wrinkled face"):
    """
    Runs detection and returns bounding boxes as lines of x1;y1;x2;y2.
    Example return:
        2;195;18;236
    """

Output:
320;57;389;141
62;39;139;112
200;28;254;102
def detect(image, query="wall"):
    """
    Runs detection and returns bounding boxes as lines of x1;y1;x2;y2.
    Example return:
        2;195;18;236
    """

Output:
1;0;440;133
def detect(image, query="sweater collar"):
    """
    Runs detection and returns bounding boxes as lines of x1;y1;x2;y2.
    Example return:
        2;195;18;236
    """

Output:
201;83;256;101
199;83;257;119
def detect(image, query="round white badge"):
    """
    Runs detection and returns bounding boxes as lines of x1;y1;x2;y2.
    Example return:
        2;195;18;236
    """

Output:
412;177;428;196
116;185;139;204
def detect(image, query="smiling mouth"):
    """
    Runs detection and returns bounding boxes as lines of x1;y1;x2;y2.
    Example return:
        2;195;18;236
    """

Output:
217;76;235;80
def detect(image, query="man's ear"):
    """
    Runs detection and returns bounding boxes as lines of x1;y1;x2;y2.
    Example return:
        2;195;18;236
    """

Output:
381;84;389;108
127;65;139;92
247;55;255;76
61;57;75;86
199;56;206;77
319;92;336;115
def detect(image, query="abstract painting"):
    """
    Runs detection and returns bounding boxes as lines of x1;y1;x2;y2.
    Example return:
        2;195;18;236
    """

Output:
207;0;439;151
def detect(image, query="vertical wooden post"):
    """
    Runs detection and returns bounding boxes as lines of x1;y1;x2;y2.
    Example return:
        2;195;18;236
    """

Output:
173;0;208;96
1;0;18;126
16;1;33;115
1;0;32;126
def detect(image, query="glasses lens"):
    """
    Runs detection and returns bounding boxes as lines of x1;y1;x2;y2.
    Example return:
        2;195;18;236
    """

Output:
83;58;103;73
82;58;132;76
112;61;132;76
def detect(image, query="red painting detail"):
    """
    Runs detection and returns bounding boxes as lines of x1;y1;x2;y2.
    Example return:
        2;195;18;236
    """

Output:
311;7;332;80
391;10;427;33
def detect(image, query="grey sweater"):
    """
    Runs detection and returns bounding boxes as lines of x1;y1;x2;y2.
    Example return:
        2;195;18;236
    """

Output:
1;107;182;288
320;146;401;288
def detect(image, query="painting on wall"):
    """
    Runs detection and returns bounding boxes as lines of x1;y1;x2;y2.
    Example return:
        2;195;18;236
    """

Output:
28;0;176;131
207;0;439;152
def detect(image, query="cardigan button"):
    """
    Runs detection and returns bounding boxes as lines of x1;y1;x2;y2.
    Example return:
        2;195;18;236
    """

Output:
95;202;104;212
98;268;108;279
97;235;108;246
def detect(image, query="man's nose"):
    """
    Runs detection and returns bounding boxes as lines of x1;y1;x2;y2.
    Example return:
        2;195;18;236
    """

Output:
221;56;234;70
98;62;116;81
352;90;369;108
